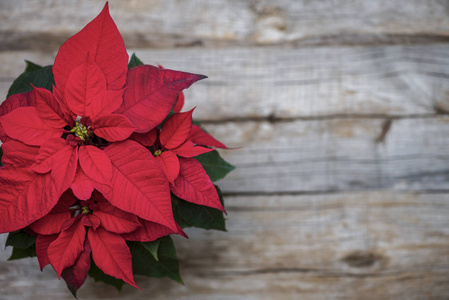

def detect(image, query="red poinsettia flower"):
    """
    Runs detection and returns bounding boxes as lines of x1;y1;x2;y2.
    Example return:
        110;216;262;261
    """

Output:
0;3;205;235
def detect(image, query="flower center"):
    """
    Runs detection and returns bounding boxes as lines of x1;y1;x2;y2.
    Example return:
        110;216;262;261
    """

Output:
81;206;90;215
153;149;162;157
70;122;89;141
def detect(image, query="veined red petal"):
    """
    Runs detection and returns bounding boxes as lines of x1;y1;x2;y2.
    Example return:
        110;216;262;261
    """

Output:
50;145;79;194
131;128;158;147
0;107;62;146
93;201;141;234
32;138;68;173
65;54;106;117
0;91;35;143
70;166;94;200
79;145;112;185
48;219;86;278
173;92;184;113
160;109;194;149
33;86;68;128
88;89;124;118
88;227;139;289
53;3;128;92
1;140;40;167
189;124;228;148
123;219;186;242
171;157;224;211
0;167;59;233
117;65;206;133
82;214;101;230
103;140;177;231
36;234;58;271
171;140;215;158
92;114;135;142
156;151;180;184
61;239;92;298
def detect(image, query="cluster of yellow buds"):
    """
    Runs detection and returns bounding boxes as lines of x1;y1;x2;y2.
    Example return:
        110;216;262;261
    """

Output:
70;121;89;141
81;206;90;215
153;149;162;157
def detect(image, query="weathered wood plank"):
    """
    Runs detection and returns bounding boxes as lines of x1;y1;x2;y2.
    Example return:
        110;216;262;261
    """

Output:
0;0;448;50
1;44;448;120
205;116;449;193
1;192;448;299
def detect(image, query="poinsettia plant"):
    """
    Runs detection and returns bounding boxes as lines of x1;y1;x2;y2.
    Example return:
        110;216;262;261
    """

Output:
0;3;234;297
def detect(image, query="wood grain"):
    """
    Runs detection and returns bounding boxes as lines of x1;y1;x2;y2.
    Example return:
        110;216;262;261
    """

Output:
1;192;448;299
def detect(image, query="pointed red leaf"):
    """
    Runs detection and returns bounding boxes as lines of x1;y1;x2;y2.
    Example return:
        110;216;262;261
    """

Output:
171;157;224;211
173;92;184;113
88;227;139;289
53;85;76;126
79;145;112;185
36;234;58;271
117;65;206;132
32;138;68;173
65;54;107;117
82;214;101;230
123;219;186;242
92;114;135;142
0;167;59;233
49;145;79;194
61;239;92;298
156;151;179;184
48;219;86;278
29;203;72;235
0;107;62;146
0;91;35;143
160;109;194;149
70;166;94;200
171;140;215;158
88;89;124;118
189;124;228;148
131;128;157;147
53;3;128;92
1;140;40;167
33;86;67;128
93;201;141;234
102;140;177;231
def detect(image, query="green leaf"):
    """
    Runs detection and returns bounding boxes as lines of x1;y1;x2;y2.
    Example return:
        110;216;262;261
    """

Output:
195;150;235;182
5;230;36;249
88;259;125;292
24;60;43;72
7;65;54;97
129;236;182;283
172;186;226;231
128;53;144;69
8;245;36;260
141;240;161;261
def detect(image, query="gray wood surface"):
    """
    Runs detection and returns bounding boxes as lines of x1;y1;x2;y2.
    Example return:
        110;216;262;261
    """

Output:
0;0;448;299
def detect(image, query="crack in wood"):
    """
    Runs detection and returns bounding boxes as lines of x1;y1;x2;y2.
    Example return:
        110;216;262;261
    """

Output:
375;119;393;144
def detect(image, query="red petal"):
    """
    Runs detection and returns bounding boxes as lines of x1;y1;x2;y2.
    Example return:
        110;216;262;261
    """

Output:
93;201;141;234
0;167;59;233
36;234;58;271
189;124;228;148
49;145;79;194
88;89;124;118
64;54;106;117
156;151;179;184
123;219;186;242
102;140;177;231
82;214;101;230
33;86;67;128
92;114;135;142
171;157;224;211
48;220;86;278
160;109;194;149
53;3;128;92
0;92;35;143
88;227;139;289
0;107;62;146
79;145;112;185
131;128;158;147
171;140;215;158
173;92;184;113
70;166;94;200
61;239;92;297
118;65;206;132
32;138;68;173
1;140;40;167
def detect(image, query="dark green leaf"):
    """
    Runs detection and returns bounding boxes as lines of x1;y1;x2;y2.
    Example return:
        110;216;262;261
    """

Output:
172;187;226;231
195;150;235;182
141;240;160;261
8;245;36;260
88;259;124;292
128;53;144;69
129;236;182;283
24;60;43;72
7;65;54;97
5;230;36;249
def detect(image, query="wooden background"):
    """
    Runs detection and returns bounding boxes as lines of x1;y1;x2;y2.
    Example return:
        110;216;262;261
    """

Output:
1;1;449;299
